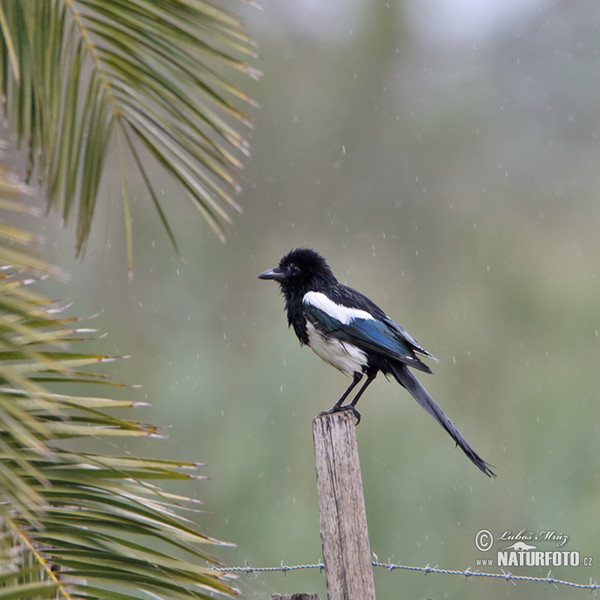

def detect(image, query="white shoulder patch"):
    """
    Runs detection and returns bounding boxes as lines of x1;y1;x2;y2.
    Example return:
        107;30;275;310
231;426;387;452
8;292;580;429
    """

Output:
303;291;374;325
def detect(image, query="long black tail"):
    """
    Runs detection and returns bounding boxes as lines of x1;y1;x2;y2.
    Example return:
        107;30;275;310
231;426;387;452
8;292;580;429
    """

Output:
391;364;496;478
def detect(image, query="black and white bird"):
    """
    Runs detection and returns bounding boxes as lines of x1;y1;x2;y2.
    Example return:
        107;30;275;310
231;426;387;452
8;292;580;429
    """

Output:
259;248;495;477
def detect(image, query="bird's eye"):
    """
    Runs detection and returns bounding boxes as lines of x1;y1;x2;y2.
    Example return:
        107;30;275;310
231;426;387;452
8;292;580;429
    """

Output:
288;264;300;276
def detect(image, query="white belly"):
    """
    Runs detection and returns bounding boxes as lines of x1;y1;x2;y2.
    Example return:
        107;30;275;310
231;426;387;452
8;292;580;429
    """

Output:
305;321;367;376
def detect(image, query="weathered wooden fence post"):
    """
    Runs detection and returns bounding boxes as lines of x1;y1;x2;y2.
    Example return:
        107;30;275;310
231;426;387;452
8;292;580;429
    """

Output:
271;594;321;600
312;411;376;600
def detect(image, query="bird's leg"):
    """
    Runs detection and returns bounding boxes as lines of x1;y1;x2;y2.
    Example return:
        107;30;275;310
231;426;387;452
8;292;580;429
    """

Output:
349;371;376;409
320;372;363;421
330;371;362;411
338;371;376;423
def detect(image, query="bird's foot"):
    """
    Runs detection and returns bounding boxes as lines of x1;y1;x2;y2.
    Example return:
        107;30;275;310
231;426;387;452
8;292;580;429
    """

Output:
319;405;361;425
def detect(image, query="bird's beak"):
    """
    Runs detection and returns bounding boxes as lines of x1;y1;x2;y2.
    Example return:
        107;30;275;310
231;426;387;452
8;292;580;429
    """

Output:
258;267;284;280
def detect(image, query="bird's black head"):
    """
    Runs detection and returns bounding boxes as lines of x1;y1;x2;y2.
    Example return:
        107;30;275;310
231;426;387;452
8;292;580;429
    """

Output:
258;248;337;296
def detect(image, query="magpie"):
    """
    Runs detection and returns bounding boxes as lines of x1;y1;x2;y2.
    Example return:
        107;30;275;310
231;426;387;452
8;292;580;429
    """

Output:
258;248;495;477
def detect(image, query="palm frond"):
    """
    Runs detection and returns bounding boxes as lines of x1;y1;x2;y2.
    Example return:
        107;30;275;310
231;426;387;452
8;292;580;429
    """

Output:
0;189;237;598
0;0;258;261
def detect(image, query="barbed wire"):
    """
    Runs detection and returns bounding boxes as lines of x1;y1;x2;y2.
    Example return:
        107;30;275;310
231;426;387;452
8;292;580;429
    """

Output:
370;561;599;591
208;559;599;592
209;560;324;574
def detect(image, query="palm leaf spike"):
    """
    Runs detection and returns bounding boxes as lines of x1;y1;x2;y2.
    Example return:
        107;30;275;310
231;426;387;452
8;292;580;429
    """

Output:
0;0;258;258
0;188;238;597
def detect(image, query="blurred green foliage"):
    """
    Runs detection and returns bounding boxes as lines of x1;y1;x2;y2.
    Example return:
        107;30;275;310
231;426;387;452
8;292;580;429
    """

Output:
31;0;600;597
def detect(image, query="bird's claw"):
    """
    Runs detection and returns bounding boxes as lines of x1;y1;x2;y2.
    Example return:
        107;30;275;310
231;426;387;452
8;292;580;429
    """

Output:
319;405;361;425
349;406;361;424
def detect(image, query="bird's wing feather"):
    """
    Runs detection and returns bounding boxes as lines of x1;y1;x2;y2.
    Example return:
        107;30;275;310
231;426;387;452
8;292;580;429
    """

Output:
303;291;432;373
335;317;433;373
382;317;438;362
328;285;437;361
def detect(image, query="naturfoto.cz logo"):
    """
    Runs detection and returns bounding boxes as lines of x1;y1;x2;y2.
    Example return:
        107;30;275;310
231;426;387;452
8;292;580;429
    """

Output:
474;529;593;568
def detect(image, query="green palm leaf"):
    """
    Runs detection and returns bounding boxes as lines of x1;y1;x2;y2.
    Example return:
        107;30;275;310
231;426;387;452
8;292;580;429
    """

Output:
0;192;237;598
0;0;258;266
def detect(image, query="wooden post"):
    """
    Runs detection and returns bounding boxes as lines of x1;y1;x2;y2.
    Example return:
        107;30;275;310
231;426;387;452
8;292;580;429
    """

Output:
271;595;320;600
312;411;376;600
